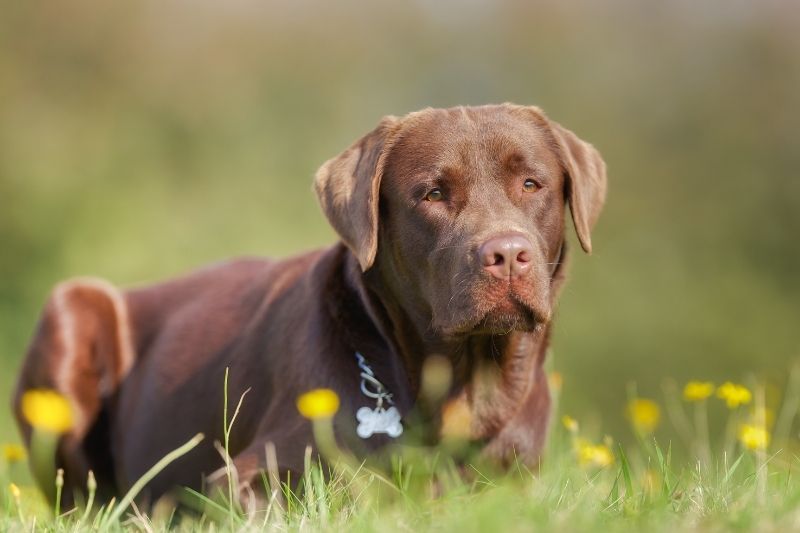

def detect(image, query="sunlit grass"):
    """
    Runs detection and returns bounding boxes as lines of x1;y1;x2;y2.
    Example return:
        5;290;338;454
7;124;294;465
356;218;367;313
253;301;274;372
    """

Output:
1;368;799;532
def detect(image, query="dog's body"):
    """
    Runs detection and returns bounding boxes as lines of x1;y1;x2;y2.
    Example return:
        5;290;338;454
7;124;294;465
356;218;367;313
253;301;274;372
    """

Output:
13;104;606;505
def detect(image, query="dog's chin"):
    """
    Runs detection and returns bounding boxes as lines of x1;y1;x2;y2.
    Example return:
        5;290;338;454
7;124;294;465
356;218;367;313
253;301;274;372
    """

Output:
440;299;540;338
475;300;539;335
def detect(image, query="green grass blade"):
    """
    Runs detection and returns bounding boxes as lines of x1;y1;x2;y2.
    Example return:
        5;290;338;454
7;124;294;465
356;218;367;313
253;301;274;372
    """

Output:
617;444;634;498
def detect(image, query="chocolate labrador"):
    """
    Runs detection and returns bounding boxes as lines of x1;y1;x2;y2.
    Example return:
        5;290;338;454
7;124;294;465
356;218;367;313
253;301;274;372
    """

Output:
12;104;606;505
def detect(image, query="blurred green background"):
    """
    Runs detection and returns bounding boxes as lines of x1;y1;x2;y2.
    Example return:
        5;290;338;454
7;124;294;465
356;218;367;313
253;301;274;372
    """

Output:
1;0;798;449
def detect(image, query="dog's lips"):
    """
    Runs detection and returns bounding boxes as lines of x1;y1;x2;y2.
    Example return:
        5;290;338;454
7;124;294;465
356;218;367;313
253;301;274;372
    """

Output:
442;284;543;337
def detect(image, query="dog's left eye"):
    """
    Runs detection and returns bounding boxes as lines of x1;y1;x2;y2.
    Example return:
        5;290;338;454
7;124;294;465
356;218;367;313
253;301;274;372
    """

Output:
425;188;444;202
523;179;539;192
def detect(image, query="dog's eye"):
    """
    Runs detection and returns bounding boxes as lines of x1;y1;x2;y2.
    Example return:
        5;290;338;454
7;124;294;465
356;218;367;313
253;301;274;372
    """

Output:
523;179;539;192
425;188;444;202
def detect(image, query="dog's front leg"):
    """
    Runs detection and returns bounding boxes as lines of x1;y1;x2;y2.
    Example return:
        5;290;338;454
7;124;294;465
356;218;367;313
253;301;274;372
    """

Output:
204;431;311;512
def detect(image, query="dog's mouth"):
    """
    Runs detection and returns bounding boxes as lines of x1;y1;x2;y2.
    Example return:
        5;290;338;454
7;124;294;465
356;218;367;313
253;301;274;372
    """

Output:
439;285;546;337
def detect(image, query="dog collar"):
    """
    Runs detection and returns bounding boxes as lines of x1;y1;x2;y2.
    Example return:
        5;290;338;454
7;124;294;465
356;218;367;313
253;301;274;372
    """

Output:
354;352;403;439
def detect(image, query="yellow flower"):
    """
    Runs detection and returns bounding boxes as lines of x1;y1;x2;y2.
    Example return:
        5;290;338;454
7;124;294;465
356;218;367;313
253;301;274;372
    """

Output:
577;440;614;468
21;389;73;434
738;424;770;451
683;381;714;402
561;415;579;433
2;443;26;463
549;371;563;393
9;483;21;500
626;398;661;434
296;389;340;420
716;382;752;409
441;397;472;440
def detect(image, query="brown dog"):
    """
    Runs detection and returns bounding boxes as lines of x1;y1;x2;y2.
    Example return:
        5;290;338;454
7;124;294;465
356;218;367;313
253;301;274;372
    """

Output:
13;104;606;505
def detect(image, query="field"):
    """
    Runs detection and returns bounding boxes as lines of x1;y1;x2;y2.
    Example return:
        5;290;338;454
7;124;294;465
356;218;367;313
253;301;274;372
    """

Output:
1;0;798;531
2;373;800;531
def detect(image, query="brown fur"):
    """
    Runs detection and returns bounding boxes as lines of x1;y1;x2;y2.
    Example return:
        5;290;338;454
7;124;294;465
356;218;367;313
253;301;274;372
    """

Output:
12;104;606;506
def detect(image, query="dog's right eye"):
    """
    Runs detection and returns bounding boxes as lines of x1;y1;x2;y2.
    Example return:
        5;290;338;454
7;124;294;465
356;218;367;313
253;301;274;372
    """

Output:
425;188;444;202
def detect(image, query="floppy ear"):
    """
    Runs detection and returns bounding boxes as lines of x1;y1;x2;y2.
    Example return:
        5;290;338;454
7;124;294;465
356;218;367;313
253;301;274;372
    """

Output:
548;120;607;254
314;116;401;271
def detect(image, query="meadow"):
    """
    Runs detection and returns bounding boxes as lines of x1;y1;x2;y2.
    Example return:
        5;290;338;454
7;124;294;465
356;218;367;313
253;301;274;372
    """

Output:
2;371;800;531
1;0;798;530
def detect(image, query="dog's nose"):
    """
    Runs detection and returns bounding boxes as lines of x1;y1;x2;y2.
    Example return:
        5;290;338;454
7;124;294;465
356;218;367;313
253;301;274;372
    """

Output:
478;234;534;279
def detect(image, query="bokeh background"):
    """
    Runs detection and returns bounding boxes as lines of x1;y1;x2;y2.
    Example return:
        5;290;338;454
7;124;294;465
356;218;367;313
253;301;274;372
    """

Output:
1;0;798;451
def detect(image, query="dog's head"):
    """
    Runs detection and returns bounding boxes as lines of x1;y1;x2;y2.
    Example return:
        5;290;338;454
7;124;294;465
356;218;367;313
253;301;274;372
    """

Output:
315;104;606;338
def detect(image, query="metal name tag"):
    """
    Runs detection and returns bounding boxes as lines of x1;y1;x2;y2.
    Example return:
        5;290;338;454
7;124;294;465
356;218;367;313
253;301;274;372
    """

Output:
356;405;403;439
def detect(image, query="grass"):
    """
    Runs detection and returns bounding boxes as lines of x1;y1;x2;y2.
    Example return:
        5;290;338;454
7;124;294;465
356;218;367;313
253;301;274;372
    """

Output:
2;370;799;532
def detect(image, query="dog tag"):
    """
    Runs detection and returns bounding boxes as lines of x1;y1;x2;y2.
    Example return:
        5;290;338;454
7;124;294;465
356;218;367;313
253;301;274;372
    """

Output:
356;406;403;439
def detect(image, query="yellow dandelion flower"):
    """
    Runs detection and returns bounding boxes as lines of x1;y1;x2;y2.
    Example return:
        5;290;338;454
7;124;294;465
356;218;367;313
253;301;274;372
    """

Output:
21;389;73;434
296;389;340;420
738;424;770;451
683;381;714;402
2;443;27;463
9;483;21;500
577;440;614;468
626;398;661;434
716;382;752;409
441;397;472;440
561;415;579;433
549;371;563;393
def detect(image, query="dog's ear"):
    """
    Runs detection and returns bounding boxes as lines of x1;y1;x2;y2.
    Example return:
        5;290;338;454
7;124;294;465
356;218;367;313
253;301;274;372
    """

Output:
548;119;607;254
314;116;401;271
